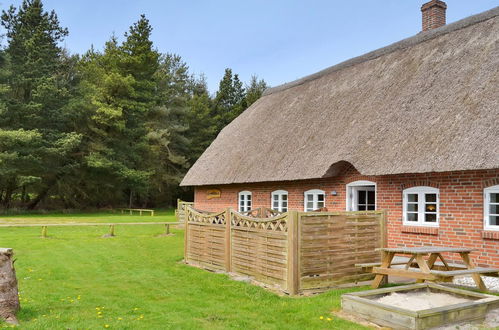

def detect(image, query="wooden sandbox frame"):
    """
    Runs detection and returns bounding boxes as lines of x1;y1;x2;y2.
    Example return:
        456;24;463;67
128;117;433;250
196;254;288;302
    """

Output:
183;206;387;295
342;283;499;329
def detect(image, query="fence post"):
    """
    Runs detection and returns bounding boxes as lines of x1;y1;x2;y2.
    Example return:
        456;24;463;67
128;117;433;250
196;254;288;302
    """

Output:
287;211;299;295
225;208;232;272
184;207;190;263
41;226;47;238
379;210;388;286
380;210;388;249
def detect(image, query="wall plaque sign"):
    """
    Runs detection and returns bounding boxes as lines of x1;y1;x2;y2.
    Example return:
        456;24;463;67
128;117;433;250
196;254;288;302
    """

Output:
206;189;221;199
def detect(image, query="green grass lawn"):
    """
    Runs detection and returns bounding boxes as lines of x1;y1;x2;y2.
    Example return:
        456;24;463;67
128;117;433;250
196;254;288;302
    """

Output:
0;211;368;329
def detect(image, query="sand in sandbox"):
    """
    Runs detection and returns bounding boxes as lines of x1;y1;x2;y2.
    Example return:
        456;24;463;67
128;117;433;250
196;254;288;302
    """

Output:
374;291;472;311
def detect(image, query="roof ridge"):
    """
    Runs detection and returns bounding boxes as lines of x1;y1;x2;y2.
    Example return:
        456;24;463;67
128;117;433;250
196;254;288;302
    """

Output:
263;6;499;97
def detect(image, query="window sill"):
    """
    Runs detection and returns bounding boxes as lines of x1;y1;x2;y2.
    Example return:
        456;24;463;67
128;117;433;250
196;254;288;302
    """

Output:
401;226;439;235
482;230;499;240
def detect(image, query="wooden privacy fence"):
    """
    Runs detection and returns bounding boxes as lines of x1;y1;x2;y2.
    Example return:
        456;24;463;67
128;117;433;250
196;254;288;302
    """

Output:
175;199;194;223
184;206;387;295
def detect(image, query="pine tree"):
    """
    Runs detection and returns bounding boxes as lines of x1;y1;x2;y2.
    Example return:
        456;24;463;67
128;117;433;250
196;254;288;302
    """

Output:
245;75;268;107
0;0;81;209
213;68;246;132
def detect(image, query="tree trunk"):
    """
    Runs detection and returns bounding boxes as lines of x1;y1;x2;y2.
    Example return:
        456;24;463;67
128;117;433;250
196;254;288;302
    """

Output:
0;248;20;324
26;184;52;210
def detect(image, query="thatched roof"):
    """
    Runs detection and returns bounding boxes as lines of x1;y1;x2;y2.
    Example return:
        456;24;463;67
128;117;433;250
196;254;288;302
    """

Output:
181;7;499;187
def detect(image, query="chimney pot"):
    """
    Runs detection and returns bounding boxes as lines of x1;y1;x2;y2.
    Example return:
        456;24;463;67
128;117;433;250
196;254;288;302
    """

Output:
421;0;447;32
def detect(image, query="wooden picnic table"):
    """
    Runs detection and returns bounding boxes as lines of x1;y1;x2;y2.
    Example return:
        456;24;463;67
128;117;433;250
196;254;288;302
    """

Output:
371;246;499;292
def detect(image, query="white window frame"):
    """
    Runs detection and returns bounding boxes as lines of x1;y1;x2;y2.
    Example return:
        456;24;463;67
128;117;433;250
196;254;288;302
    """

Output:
271;190;288;212
484;185;499;231
402;186;440;227
346;180;377;211
304;189;325;212
238;191;252;212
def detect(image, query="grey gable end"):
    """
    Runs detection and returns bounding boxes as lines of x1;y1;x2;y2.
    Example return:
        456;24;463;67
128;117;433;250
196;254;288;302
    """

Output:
181;6;499;187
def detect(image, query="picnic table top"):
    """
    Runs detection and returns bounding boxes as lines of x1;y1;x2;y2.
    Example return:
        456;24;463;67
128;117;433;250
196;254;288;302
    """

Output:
376;246;476;254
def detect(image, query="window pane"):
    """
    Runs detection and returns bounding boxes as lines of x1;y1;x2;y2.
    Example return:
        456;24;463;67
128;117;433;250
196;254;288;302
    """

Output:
306;194;313;202
490;216;499;226
408;194;418;202
425;213;437;222
367;205;375;211
307;201;314;209
407;213;418;222
490;204;499;215
247;201;251;208
282;201;287;207
272;195;278;202
425;204;437;212
317;194;324;202
491;193;499;203
407;204;418;212
282;207;288;212
358;191;366;204
282;195;287;201
273;201;279;208
317;200;325;208
425;194;437;203
247;195;251;201
358;205;366;211
367;191;375;204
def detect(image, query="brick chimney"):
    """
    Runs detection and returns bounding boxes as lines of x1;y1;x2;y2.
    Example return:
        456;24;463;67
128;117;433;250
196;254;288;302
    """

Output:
421;0;447;32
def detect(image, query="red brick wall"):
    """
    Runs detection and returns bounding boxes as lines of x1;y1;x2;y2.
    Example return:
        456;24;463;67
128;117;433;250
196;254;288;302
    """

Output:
193;168;499;267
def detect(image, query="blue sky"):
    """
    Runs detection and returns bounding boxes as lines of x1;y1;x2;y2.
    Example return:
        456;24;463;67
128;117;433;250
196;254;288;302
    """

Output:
2;0;498;93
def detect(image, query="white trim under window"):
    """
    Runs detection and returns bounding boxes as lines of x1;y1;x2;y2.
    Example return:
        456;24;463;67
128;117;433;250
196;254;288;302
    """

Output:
403;186;439;227
304;189;325;212
484;185;499;231
238;191;252;212
346;180;377;211
271;190;288;212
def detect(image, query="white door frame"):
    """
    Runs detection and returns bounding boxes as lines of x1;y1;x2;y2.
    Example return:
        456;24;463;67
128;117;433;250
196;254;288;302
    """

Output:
346;180;377;211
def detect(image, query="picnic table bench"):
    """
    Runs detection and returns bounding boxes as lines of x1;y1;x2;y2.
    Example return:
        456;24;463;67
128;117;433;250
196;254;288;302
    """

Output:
359;247;499;292
117;208;155;216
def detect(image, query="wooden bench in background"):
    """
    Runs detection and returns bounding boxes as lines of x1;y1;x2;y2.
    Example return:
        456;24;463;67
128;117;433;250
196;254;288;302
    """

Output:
117;208;155;216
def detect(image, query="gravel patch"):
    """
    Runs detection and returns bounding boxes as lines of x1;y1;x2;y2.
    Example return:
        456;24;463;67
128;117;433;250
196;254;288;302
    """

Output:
453;275;499;292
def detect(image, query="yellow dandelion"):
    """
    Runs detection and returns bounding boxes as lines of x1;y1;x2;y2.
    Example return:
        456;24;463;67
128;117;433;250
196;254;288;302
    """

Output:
319;316;324;320
97;311;103;315
70;299;74;303
327;317;332;321
104;325;110;328
96;307;101;311
117;317;123;320
98;315;103;318
133;307;139;311
77;295;81;300
37;278;42;281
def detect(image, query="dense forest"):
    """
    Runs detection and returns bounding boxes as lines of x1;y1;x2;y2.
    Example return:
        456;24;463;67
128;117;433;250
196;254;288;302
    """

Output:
0;0;267;211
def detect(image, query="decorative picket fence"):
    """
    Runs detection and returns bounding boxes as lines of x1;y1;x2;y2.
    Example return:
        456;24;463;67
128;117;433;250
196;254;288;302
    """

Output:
175;199;194;223
184;206;387;295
